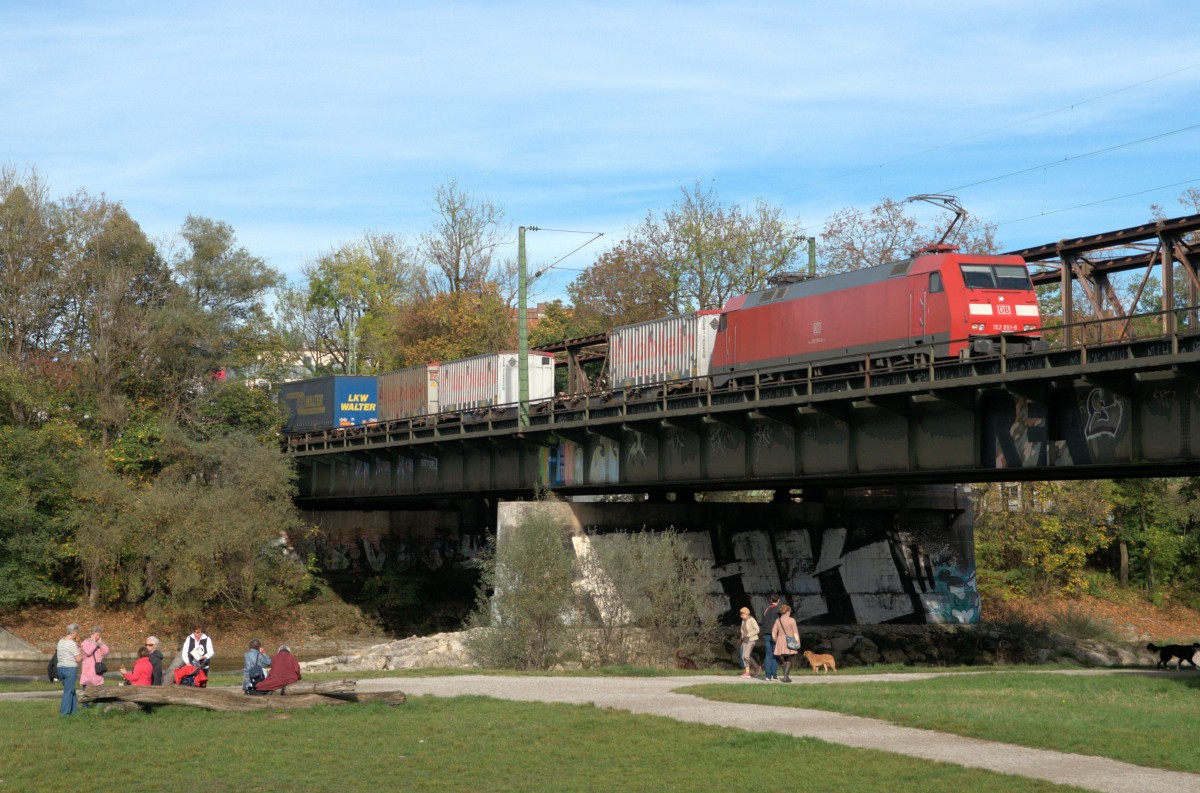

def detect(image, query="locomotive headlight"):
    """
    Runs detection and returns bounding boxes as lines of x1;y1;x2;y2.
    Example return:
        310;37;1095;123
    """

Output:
1023;324;1035;331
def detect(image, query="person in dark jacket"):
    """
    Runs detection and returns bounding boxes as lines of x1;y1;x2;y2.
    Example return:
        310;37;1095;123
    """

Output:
255;644;301;693
145;636;164;686
761;594;781;681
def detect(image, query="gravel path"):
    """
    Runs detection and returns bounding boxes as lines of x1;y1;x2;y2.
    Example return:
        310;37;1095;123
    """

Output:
357;673;1200;793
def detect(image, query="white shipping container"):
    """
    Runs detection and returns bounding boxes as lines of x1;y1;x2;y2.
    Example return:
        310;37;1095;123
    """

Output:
439;352;555;411
377;364;440;420
608;312;721;388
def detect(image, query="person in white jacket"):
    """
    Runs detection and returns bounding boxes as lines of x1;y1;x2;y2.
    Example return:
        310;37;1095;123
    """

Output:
180;625;215;671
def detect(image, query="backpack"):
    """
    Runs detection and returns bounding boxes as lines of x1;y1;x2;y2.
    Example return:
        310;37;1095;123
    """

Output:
48;655;58;683
246;650;267;690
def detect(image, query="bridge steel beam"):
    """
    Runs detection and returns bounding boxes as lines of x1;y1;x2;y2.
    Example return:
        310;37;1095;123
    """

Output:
291;322;1200;506
1016;214;1200;334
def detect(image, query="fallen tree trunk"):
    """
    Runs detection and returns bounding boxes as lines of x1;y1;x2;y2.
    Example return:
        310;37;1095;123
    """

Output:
80;684;350;712
267;679;356;696
324;690;407;706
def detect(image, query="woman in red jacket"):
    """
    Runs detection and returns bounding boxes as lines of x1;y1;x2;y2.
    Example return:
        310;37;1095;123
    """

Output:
119;646;154;686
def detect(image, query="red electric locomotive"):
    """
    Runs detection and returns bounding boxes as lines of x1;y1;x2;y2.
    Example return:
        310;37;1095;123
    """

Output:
708;247;1043;386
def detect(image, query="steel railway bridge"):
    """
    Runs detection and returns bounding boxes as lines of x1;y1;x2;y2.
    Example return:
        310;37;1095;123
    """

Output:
287;214;1200;507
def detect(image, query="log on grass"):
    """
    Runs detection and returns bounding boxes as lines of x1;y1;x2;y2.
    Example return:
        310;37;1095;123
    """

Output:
79;685;348;712
322;690;408;706
267;679;356;696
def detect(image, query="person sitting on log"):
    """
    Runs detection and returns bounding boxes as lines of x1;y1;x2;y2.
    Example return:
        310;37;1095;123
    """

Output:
253;644;301;694
145;636;164;686
242;639;272;694
120;646;153;686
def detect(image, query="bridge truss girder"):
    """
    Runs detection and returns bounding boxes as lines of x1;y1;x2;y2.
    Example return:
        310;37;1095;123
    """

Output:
1011;213;1200;343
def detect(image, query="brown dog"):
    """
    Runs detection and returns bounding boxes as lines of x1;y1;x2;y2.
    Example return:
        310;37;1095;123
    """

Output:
674;647;698;670
802;650;837;673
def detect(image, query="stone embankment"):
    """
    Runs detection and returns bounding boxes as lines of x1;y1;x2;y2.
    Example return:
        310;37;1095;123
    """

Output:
801;625;1150;668
301;630;477;673
300;624;1160;673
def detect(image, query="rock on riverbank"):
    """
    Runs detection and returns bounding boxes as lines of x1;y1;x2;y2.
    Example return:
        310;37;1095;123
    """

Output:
301;630;477;673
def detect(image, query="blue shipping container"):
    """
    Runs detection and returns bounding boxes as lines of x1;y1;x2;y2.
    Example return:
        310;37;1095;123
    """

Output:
280;375;378;432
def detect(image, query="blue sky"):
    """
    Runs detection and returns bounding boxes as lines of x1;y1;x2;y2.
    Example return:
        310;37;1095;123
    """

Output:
3;1;1198;301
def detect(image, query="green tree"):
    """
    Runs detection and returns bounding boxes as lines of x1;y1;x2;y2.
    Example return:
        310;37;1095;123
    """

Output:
636;182;806;312
527;300;578;348
190;381;286;443
72;451;139;606
134;428;310;612
0;166;62;366
0;418;79;609
54;191;174;445
1109;478;1188;596
974;480;1113;595
283;231;418;374
169;215;282;373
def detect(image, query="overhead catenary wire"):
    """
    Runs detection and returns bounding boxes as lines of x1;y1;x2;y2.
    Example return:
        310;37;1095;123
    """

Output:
995;177;1200;227
934;123;1200;194
525;227;605;279
777;61;1200;196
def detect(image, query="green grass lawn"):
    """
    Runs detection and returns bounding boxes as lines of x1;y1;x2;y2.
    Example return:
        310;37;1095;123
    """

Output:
682;671;1200;773
0;694;1087;792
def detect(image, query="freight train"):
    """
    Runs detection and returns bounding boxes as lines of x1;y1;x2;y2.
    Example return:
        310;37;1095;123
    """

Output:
280;246;1043;433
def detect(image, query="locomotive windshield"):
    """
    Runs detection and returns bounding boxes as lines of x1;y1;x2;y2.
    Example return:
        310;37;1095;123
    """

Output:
960;264;1032;290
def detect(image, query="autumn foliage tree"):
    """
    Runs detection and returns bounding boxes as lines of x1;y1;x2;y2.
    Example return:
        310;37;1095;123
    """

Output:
974;480;1114;595
565;239;674;335
391;285;515;366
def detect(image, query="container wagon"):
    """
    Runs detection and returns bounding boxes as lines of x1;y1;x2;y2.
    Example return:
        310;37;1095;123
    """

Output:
438;352;556;411
280;375;378;433
377;363;440;421
607;311;721;389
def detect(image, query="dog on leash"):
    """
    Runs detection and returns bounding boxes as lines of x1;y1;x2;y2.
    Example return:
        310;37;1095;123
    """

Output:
674;647;698;670
1147;642;1199;670
802;650;837;673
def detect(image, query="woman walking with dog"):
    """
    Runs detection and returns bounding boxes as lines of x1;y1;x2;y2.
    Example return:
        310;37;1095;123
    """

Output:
771;604;800;682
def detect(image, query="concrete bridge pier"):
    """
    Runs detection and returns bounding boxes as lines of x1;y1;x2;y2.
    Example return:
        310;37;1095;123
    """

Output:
499;484;979;626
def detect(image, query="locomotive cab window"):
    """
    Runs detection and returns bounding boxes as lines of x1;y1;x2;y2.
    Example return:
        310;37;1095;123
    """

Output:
961;264;1033;290
928;271;944;293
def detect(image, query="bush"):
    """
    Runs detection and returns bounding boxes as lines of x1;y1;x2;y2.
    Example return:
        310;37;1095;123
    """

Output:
464;504;720;671
1048;603;1120;643
575;528;721;667
464;502;578;670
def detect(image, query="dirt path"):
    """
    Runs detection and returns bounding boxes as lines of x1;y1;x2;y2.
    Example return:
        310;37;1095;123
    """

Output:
356;672;1200;793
